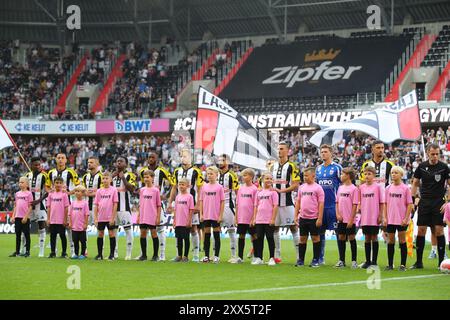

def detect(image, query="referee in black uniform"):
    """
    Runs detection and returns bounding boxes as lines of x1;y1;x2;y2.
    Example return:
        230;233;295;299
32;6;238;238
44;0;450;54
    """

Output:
410;143;450;269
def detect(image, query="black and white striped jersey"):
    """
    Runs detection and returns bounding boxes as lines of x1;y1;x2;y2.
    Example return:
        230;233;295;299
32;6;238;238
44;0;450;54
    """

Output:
218;170;239;210
272;161;300;207
172;166;204;205
82;171;103;211
25;171;50;211
112;171;137;212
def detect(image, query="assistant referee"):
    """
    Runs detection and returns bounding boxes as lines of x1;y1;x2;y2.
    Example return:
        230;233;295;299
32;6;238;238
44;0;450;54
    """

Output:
410;143;450;269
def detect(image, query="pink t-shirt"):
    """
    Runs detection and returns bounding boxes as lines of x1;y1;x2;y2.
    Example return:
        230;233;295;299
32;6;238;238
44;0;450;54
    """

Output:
359;183;385;226
69;200;89;231
47;191;70;225
236;184;258;224
175;193;195;227
15;191;33;219
139;187;162;225
200;183;225;221
255;189;279;224
336;184;359;223
94;187;119;222
297;183;325;220
385;183;412;225
443;203;450;238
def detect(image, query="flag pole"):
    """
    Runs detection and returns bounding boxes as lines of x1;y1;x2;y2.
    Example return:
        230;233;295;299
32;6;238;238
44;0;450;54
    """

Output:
0;119;31;172
421;135;427;161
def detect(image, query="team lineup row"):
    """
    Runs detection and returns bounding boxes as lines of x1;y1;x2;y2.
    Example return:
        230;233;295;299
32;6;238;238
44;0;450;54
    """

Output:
8;141;450;270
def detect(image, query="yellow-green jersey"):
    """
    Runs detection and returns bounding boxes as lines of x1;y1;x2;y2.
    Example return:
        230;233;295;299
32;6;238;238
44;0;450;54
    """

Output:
172;166;204;205
138;166;175;190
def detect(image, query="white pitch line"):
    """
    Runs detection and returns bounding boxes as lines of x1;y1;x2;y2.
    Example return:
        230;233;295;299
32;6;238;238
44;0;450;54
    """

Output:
135;274;445;300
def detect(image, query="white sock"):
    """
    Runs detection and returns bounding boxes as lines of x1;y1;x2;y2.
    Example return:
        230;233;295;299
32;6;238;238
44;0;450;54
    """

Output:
114;235;118;257
157;227;166;259
432;245;437;253
191;231;199;257
20;234;26;254
274;231;281;259
39;229;46;256
292;230;300;260
67;229;75;256
125;228;133;257
228;228;237;258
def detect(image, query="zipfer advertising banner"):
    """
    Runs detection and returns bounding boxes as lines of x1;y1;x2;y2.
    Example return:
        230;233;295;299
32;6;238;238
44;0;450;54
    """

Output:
220;36;411;99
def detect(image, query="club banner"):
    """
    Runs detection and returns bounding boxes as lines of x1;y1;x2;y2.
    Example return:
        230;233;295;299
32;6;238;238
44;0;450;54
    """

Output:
310;90;421;146
220;36;411;99
194;87;274;171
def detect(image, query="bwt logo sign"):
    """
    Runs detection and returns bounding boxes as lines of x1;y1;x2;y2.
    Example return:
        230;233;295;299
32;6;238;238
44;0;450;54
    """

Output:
66;5;81;30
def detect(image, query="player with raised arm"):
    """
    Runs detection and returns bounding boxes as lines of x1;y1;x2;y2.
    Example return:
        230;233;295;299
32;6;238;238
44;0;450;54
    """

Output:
112;156;137;260
168;149;204;262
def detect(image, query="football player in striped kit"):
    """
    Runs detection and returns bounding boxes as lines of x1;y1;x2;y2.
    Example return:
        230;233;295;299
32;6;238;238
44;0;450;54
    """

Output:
216;154;240;263
112;156;137;260
168;149;204;262
23;157;51;257
82;156;103;255
48;153;80;257
138;152;175;261
315;144;342;265
272;142;301;264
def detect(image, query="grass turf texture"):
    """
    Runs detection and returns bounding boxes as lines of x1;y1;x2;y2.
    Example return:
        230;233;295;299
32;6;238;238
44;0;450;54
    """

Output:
1;234;449;300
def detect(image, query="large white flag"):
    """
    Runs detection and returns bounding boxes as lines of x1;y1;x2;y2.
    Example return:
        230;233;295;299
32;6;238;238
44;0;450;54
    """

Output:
0;119;15;150
310;90;422;146
194;87;274;170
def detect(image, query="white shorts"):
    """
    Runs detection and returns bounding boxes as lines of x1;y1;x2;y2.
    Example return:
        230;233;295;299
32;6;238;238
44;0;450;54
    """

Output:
275;206;295;227
30;209;47;222
116;211;132;227
221;206;236;228
191;213;200;226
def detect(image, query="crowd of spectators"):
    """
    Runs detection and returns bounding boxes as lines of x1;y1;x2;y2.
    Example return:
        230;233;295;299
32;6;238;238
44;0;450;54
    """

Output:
2;127;450;211
77;45;116;86
0;41;76;120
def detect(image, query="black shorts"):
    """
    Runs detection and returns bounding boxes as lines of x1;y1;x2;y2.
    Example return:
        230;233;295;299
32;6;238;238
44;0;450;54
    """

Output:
203;220;220;228
139;224;156;230
237;224;256;236
198;221;204;229
97;222;118;231
337;222;356;236
175;226;191;238
299;218;320;236
362;226;379;236
49;224;65;234
417;198;446;227
386;224;408;233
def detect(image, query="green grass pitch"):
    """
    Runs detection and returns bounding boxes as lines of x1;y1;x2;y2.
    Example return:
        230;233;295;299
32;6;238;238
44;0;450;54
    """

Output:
1;234;449;300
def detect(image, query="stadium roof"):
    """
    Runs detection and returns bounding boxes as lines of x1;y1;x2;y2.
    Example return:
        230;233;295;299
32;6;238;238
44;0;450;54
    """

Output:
1;0;449;44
